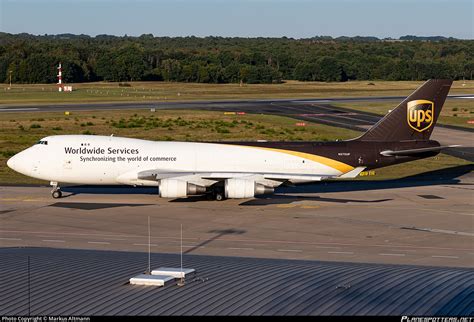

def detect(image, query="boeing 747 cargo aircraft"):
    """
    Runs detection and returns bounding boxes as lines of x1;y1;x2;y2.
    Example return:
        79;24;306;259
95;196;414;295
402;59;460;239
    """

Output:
7;79;457;200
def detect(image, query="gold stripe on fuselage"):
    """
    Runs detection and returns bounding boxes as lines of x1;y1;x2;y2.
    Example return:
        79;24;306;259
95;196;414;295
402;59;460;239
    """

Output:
241;145;354;173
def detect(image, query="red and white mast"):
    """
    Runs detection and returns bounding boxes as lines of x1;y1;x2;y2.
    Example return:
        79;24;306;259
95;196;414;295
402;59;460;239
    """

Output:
57;62;63;92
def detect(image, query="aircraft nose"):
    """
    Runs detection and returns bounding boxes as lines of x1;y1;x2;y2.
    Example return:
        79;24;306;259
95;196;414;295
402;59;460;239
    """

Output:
7;151;29;174
7;154;18;171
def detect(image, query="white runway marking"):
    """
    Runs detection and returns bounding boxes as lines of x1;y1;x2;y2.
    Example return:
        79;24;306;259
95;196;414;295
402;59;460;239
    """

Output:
0;108;39;112
328;251;354;255
133;243;158;247
0;230;198;241
88;241;111;245
431;255;459;259
0;229;471;252
42;239;65;243
292;100;331;103
379;253;406;257
0;237;22;241
38;236;64;238
228;247;254;251
277;249;303;252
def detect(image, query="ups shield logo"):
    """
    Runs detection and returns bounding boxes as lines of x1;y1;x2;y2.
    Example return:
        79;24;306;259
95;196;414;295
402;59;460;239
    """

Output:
407;100;434;132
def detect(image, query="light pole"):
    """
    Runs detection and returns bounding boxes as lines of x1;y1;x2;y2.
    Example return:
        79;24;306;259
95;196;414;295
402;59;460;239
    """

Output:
9;70;12;89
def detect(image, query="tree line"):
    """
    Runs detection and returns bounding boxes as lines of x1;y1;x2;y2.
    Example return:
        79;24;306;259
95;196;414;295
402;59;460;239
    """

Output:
1;33;472;84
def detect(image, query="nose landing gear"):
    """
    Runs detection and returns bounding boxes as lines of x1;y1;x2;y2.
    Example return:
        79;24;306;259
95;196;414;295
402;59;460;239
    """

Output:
51;181;62;199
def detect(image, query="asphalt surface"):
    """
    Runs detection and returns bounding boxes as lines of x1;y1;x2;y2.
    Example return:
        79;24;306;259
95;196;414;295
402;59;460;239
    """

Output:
1;166;473;268
1;94;473;113
1;95;473;161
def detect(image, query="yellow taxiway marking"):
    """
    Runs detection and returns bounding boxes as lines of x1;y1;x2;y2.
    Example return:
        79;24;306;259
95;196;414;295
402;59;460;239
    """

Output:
1;198;45;202
276;204;319;209
276;204;296;208
301;205;320;209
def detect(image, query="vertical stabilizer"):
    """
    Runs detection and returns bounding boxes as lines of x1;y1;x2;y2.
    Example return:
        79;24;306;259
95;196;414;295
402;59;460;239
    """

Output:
357;79;452;142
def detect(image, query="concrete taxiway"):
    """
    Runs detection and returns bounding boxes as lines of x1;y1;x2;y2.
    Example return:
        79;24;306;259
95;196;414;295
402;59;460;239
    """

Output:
1;167;473;268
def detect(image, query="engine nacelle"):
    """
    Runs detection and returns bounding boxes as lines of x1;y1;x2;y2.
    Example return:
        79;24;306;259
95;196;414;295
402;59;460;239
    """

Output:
224;178;274;199
159;179;206;198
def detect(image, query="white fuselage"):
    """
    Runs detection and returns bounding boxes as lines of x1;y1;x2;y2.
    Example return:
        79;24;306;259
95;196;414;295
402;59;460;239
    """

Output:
7;135;346;187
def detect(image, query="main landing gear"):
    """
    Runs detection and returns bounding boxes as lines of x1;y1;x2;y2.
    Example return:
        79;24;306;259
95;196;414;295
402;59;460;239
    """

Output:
206;185;225;201
215;192;224;201
51;181;62;199
212;186;225;201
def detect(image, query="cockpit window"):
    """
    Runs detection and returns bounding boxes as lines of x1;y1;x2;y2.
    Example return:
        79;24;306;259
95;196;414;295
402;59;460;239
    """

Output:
36;140;48;145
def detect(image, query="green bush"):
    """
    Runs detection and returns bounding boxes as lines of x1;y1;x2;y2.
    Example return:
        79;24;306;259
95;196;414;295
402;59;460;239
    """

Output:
216;127;230;134
1;151;17;158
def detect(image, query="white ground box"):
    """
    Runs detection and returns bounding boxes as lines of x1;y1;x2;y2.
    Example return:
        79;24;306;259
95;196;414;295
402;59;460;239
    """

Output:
152;267;196;278
129;274;174;286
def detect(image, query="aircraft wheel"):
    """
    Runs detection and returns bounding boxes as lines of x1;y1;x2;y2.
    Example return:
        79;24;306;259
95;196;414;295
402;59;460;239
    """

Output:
52;190;62;199
215;193;224;201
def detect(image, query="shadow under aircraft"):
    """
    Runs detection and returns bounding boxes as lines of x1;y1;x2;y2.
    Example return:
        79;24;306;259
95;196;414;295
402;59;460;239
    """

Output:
239;164;473;206
277;164;474;194
57;164;472;203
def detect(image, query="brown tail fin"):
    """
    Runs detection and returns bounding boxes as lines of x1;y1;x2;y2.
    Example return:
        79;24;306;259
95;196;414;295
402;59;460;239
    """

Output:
356;79;452;142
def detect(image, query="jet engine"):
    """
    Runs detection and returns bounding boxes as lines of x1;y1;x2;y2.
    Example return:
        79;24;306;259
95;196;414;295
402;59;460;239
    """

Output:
159;179;206;198
224;178;274;199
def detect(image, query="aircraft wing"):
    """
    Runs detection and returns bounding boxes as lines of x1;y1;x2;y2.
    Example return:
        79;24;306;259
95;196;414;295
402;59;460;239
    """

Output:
136;169;334;186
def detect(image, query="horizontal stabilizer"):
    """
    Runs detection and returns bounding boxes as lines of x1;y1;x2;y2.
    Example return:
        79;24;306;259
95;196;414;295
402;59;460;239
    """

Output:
380;145;460;157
